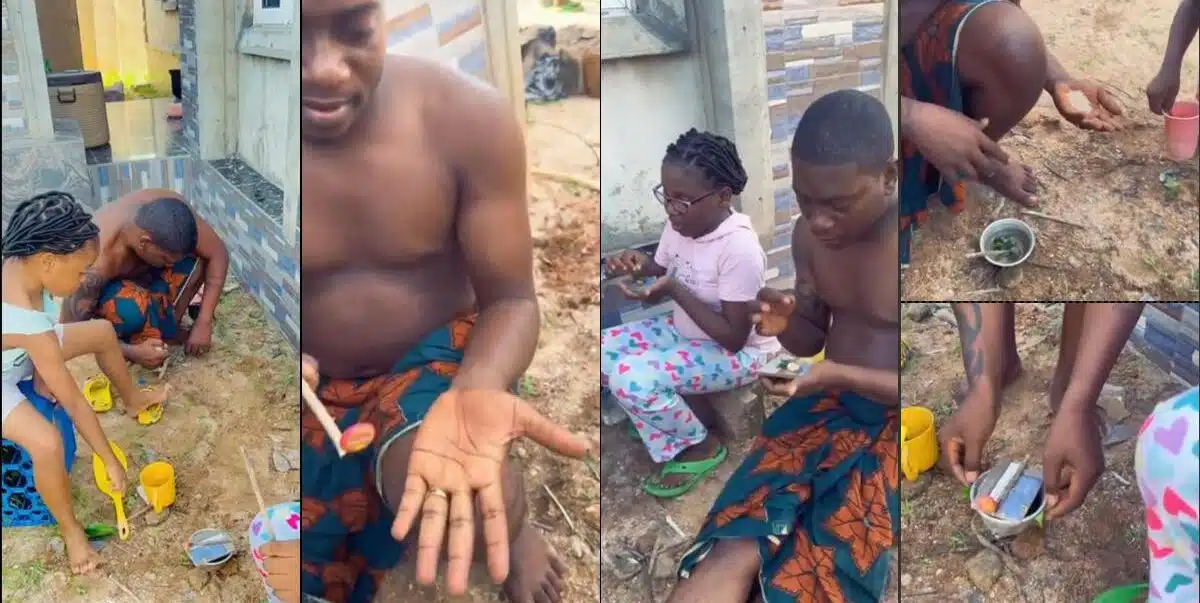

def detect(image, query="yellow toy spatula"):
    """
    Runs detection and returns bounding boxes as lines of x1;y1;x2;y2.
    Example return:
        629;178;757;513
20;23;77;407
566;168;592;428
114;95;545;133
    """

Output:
92;441;131;540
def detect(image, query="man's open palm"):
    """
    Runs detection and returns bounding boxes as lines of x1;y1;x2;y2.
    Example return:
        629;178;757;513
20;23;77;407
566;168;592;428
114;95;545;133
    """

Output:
391;388;591;595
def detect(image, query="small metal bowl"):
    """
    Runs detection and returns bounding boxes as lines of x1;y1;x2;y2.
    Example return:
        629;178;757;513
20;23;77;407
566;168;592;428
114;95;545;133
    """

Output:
187;528;236;568
979;218;1036;267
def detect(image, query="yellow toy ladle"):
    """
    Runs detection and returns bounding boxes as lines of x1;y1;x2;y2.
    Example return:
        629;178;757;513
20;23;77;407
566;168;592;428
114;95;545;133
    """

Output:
91;441;131;540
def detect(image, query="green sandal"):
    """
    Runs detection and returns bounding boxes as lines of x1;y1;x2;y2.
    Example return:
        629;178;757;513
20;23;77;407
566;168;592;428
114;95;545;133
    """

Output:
1092;584;1148;603
642;446;728;499
626;421;641;441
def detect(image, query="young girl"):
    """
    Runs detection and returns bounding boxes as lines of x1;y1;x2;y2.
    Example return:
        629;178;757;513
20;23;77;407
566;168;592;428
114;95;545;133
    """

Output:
601;129;779;499
2;192;167;574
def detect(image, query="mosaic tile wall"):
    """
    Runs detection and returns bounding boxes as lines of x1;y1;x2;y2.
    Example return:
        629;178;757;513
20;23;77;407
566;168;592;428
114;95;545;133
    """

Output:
384;0;492;82
177;0;199;153
1129;302;1200;386
762;0;887;288
1;121;92;230
83;158;300;348
1;0;28;136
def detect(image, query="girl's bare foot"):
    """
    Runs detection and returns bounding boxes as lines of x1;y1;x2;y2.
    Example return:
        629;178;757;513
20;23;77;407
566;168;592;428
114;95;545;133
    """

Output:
63;527;101;574
127;385;170;417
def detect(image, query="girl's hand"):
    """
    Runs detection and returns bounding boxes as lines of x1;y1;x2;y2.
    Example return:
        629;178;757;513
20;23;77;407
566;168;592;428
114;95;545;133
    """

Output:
106;463;127;494
616;277;676;304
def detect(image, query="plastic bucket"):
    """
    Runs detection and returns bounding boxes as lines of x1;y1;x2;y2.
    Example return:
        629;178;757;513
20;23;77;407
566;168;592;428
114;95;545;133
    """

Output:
1164;100;1199;161
969;464;1046;538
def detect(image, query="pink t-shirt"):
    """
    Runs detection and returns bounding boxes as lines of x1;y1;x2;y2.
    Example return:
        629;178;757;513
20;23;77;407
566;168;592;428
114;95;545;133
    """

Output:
654;212;780;356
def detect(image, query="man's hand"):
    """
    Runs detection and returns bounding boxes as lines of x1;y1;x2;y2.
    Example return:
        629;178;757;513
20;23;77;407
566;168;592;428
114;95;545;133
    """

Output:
605;250;650;277
1050;79;1124;131
751;288;794;336
905;102;1014;189
301;354;319;391
616;276;675;304
938;387;1001;485
185;319;213;356
1042;406;1105;520
391;388;591;595
759;360;836;399
259;541;301;603
127;339;169;369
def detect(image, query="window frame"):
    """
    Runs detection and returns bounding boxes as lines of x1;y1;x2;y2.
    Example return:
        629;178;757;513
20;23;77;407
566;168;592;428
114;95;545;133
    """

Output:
600;0;690;60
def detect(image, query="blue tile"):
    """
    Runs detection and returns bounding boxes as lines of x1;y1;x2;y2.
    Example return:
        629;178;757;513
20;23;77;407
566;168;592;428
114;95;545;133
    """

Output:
277;255;297;276
853;23;882;44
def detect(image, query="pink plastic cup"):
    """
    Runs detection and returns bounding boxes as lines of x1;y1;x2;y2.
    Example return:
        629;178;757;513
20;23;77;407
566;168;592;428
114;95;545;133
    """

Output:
1164;100;1199;161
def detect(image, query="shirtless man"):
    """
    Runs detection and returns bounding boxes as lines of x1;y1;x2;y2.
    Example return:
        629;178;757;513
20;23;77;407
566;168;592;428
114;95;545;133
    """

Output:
668;89;900;603
60;189;229;367
295;1;589;602
897;0;1123;265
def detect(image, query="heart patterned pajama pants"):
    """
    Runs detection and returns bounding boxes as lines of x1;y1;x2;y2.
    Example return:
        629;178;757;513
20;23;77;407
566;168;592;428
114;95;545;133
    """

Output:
1136;386;1199;602
600;313;762;463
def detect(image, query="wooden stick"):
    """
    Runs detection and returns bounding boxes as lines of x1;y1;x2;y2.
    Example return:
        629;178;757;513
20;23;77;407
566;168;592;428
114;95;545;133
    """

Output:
1020;210;1086;229
240;445;275;541
301;380;347;457
542;484;578;535
531;167;600;191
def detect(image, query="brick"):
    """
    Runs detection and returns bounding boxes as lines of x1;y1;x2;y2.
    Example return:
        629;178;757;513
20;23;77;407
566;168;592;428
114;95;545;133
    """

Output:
812;73;862;96
812;59;861;79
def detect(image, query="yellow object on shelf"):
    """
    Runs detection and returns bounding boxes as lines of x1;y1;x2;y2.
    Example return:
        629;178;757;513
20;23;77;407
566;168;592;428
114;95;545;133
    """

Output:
900;406;938;481
91;441;130;540
83;375;112;412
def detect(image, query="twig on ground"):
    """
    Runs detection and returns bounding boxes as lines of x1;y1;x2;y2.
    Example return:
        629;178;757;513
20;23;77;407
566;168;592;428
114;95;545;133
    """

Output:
542;484;578;535
664;515;687;541
531;120;600;166
531;168;600;191
530;519;555;532
1020;210;1086;229
966;288;1004;297
108;576;144;603
1108;470;1131;486
1041;163;1070;181
585;460;600;481
645;530;663;603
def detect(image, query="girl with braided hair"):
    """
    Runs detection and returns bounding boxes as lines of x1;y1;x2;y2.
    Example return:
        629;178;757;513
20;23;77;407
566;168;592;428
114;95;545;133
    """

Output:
601;129;779;499
3;191;167;574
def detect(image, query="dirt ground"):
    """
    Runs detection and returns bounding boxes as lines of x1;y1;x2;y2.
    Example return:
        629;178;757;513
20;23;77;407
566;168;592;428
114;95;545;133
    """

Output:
902;0;1200;301
899;303;1188;603
2;290;299;603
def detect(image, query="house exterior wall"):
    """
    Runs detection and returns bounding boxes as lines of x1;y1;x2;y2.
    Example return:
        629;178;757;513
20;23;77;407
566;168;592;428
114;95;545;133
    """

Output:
236;53;293;190
761;0;889;286
2;0;28;136
383;0;491;80
1131;302;1200;387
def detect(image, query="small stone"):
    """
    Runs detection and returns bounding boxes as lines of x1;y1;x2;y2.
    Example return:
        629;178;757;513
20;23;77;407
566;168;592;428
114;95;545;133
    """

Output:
582;503;600;529
965;549;1003;592
186;568;211;591
900;573;913;587
1011;527;1045;560
272;450;291;472
513;446;528;460
48;537;64;556
569;535;589;559
653;556;678;579
145;507;171;526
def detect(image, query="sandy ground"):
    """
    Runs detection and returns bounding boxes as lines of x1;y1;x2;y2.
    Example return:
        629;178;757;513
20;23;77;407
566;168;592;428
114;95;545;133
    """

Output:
371;97;602;602
2;290;299;603
902;0;1200;301
899;303;1188;603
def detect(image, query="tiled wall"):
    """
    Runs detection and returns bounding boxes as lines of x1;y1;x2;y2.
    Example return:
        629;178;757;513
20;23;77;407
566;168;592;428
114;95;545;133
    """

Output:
1;0;28;136
761;0;886;286
85;158;300;348
1130;302;1200;386
1;121;91;229
384;0;491;81
177;0;199;153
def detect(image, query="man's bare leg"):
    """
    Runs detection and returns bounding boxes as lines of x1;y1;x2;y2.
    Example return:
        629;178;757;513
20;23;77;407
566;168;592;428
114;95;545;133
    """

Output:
1;404;100;574
58;320;167;416
665;538;760;603
380;433;567;603
956;1;1048;206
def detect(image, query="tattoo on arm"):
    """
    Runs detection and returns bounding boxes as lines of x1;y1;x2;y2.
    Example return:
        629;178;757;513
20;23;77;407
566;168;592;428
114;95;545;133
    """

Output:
955;303;985;383
63;270;105;322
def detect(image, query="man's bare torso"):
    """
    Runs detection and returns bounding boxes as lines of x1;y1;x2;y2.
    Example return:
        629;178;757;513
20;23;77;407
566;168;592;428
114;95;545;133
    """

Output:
301;57;478;379
805;223;899;374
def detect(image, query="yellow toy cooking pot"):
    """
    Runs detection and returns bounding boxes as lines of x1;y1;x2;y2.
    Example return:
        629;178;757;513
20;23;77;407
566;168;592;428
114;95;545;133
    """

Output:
900;407;938;481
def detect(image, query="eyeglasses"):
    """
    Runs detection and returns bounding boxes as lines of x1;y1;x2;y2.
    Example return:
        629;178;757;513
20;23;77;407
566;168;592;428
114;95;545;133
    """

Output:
652;184;723;215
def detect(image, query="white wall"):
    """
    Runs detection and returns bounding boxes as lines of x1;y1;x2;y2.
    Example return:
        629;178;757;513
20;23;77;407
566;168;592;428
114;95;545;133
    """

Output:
600;53;709;250
237;53;293;188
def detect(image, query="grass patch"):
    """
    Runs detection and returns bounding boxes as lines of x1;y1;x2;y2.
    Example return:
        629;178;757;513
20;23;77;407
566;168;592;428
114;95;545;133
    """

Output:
2;561;48;592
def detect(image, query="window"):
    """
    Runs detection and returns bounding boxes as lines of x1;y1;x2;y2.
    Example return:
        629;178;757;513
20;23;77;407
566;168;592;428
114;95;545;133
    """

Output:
253;0;293;26
601;0;688;60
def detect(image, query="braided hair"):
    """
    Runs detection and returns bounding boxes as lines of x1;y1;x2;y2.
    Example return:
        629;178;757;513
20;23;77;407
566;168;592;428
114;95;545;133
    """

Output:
2;191;99;259
663;129;749;195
